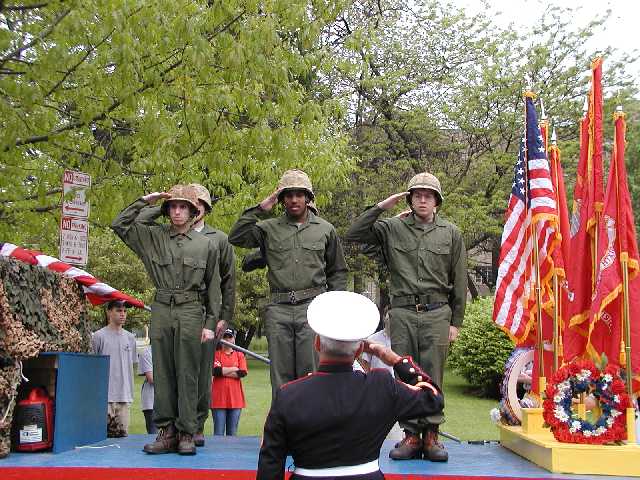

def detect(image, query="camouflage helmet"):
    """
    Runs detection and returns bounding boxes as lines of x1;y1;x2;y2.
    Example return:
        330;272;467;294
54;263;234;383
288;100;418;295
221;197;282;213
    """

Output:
190;183;212;211
407;172;443;206
160;184;200;216
277;169;315;201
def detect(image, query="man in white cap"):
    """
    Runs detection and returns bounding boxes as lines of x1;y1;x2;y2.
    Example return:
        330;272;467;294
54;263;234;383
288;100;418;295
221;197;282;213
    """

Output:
257;291;444;480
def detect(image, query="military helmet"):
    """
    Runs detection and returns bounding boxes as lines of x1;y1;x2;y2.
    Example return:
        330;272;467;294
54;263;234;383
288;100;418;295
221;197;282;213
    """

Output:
190;183;212;211
277;169;315;201
161;184;200;216
407;172;443;206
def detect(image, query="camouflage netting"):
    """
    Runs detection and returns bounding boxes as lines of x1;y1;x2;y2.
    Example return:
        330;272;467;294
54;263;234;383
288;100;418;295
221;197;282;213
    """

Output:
0;257;91;458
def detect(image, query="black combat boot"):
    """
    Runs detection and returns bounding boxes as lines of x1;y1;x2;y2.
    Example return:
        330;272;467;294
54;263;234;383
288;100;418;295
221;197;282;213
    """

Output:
389;431;422;460
143;424;178;454
423;425;448;462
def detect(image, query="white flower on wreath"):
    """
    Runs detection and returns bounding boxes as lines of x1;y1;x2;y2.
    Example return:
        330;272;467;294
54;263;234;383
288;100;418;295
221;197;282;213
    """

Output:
611;409;621;418
554;406;569;422
613;395;620;403
577;369;592;381
583;430;593;437
603;374;613;382
570;420;582;431
607;418;615;426
595;427;606;435
554;394;564;403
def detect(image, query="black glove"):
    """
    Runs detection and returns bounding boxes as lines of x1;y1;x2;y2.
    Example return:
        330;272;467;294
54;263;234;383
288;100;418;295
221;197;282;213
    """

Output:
393;356;433;386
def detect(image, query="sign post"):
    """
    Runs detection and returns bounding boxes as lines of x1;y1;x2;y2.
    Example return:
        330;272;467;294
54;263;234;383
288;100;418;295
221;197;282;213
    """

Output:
60;170;91;266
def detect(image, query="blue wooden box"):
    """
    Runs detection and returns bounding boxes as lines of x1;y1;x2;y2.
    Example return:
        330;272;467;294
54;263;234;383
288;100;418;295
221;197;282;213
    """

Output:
20;352;109;453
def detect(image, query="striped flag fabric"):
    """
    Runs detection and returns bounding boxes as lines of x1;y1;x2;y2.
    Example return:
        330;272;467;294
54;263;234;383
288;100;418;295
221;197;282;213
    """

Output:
0;242;146;309
493;94;559;345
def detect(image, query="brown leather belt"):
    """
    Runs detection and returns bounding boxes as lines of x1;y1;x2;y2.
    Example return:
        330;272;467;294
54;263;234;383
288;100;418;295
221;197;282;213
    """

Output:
270;286;327;305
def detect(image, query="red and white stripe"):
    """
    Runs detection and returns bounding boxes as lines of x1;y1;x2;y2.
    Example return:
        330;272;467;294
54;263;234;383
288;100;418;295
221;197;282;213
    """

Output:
0;242;145;309
493;105;558;344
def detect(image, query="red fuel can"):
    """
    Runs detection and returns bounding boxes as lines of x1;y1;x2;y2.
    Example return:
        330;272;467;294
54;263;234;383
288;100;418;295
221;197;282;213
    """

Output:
12;387;55;452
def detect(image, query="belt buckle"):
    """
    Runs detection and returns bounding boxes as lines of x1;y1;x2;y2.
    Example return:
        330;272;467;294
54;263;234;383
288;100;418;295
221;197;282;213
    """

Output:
289;291;297;305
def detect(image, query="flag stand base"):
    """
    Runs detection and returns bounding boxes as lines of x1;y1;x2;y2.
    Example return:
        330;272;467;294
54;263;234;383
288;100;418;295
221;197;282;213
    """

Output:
499;408;640;477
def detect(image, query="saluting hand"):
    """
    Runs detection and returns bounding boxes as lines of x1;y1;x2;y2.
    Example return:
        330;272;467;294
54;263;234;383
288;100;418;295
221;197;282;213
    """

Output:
363;341;401;366
377;192;409;210
259;187;283;211
143;192;171;205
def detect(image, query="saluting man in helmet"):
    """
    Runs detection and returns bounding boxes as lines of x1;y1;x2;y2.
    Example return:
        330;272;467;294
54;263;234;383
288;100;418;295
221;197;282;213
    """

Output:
134;183;236;447
112;185;223;455
345;172;467;462
229;169;348;397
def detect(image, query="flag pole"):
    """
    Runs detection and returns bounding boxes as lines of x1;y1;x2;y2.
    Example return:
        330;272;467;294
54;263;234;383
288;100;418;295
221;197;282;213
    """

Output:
622;254;632;396
615;107;633;398
547;128;564;373
541;109;560;373
533;220;546;388
526;90;546;388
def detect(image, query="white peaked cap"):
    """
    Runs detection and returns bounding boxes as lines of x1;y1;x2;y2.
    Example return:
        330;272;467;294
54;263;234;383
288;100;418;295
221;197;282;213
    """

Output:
307;291;379;341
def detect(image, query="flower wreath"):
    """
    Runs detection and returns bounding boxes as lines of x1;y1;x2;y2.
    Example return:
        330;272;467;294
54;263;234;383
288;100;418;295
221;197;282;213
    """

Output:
542;360;632;444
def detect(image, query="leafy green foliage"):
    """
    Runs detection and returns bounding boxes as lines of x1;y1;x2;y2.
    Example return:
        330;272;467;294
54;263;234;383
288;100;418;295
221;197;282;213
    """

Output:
0;0;353;246
0;1;354;330
448;297;514;398
322;1;639;287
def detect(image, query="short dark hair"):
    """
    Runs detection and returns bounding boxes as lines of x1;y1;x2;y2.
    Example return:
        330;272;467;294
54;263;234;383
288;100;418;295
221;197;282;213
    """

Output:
106;300;127;310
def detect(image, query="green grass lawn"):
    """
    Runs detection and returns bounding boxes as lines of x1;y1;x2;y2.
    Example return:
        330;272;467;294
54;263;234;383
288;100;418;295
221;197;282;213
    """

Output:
128;360;500;441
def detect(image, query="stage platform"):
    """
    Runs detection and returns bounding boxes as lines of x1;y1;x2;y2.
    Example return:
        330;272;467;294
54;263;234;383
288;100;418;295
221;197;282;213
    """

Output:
0;435;635;479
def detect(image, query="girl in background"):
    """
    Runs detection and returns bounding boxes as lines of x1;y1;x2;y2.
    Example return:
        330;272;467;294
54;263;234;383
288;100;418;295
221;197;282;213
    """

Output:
211;329;247;435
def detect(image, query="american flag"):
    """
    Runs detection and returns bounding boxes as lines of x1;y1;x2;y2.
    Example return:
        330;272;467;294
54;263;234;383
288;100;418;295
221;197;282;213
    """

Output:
0;242;146;309
493;95;559;344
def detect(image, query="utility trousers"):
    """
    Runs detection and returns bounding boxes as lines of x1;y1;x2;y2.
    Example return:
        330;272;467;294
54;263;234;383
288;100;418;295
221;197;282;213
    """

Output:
264;301;318;399
389;304;451;432
150;300;204;434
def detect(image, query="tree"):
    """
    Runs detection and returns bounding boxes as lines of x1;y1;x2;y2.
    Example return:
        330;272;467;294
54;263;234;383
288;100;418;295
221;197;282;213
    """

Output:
320;1;638;289
1;1;355;331
1;1;353;248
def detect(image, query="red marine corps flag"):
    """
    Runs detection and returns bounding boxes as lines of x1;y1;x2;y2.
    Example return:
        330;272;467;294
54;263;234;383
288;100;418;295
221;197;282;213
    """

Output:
0;242;146;309
587;110;640;390
564;57;605;361
493;93;559;347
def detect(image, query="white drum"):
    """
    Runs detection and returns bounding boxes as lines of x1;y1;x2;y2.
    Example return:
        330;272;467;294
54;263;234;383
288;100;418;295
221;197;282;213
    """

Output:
499;347;537;425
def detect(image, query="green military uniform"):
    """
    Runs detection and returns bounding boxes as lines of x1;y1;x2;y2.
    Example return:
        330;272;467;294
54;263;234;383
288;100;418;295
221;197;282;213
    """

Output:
345;205;467;431
229;205;348;396
134;205;236;434
112;198;221;435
